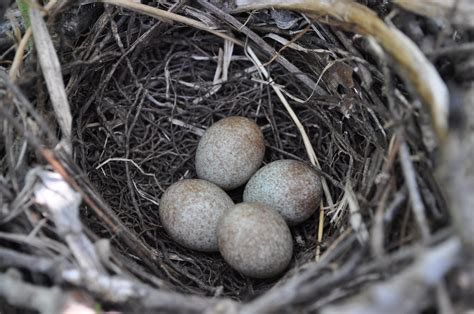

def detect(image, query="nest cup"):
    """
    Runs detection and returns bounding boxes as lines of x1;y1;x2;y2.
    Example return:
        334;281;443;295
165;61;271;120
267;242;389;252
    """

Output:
68;2;448;304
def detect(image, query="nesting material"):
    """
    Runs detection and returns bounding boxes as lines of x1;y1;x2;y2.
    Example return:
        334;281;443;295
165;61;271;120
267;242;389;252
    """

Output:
244;159;322;225
217;202;293;278
65;0;449;301
160;179;234;252
195;116;265;190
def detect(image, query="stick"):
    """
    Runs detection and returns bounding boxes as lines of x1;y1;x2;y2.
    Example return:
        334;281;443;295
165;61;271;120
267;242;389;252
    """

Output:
321;237;461;314
0;272;69;314
399;140;430;240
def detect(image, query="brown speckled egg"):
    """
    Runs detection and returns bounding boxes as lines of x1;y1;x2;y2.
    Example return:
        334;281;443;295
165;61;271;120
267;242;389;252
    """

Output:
195;116;265;190
217;202;293;278
243;159;322;226
160;179;234;252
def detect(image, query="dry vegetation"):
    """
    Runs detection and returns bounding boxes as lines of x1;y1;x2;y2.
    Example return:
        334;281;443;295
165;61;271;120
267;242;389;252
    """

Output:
0;0;473;313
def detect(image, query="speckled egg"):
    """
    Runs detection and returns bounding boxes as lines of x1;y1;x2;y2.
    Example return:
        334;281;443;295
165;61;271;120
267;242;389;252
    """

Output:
243;159;322;226
217;202;293;279
159;179;234;252
195;116;265;190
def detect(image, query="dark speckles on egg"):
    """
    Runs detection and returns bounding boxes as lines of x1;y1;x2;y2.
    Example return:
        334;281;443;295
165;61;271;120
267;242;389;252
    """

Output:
159;179;234;252
243;159;322;226
217;203;293;279
195;116;265;190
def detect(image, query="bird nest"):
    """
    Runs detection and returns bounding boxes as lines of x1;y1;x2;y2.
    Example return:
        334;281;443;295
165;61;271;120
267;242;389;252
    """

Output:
1;0;472;313
70;0;446;300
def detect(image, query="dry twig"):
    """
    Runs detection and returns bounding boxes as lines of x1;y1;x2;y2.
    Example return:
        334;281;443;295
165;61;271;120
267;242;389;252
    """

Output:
394;0;474;27
0;271;95;314
322;237;461;314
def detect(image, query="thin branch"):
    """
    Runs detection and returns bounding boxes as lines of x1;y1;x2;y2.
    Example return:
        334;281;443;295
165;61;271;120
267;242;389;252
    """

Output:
399;140;431;240
0;247;58;274
427;42;474;59
0;272;69;314
321;237;461;314
394;0;474;27
9;27;32;82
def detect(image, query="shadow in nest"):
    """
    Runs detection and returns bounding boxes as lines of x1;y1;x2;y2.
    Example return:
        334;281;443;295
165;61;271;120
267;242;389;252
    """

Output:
64;2;449;302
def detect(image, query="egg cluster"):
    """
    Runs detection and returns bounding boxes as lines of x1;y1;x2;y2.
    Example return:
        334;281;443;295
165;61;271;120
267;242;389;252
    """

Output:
159;116;323;278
